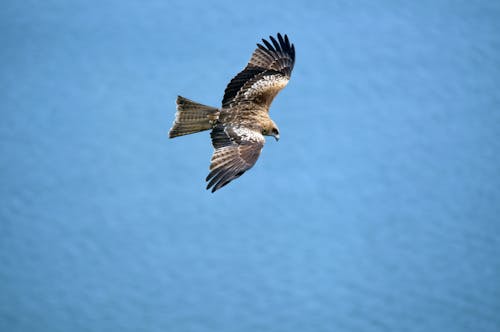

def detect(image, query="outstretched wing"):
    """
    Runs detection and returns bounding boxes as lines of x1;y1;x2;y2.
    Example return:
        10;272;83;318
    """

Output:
206;124;265;193
222;33;295;109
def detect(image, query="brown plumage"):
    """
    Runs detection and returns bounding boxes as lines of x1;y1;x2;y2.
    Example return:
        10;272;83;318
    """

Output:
169;33;295;192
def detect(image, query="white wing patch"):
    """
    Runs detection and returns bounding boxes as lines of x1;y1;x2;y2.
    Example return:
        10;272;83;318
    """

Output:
231;126;265;143
243;74;289;99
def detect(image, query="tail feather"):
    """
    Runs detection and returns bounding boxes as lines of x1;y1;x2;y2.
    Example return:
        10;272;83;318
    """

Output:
169;96;219;138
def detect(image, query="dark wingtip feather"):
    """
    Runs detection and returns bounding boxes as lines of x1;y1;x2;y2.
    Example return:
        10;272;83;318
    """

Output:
261;39;275;52
256;43;271;55
206;169;224;190
213;176;231;192
205;169;216;182
269;35;281;52
260;33;295;62
277;33;285;49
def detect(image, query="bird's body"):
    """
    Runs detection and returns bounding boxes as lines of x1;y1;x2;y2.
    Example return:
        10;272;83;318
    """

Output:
169;33;295;192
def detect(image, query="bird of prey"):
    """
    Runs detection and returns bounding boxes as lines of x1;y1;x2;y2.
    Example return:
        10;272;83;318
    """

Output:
169;33;295;192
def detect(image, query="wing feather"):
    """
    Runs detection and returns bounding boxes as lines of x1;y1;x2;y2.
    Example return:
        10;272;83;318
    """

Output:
206;125;265;192
262;39;276;53
222;33;295;108
269;36;281;53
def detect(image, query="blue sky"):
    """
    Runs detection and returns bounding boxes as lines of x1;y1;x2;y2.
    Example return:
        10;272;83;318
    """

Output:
1;1;500;331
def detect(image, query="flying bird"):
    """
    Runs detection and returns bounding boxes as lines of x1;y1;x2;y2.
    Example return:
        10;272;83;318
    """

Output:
169;33;295;192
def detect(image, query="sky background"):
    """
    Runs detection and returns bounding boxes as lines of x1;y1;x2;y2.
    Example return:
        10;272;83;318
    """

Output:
1;1;500;331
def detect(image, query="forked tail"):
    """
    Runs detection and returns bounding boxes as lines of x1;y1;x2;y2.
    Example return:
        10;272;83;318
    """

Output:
169;96;220;138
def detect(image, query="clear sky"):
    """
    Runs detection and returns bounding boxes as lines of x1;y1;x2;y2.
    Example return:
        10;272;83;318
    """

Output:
1;1;500;331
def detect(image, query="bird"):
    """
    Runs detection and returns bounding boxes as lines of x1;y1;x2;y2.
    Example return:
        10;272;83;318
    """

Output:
168;33;295;192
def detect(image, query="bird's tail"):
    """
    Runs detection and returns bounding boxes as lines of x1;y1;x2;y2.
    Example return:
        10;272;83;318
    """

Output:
169;96;220;138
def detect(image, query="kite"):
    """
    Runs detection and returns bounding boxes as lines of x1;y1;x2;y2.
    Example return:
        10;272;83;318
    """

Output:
169;33;295;192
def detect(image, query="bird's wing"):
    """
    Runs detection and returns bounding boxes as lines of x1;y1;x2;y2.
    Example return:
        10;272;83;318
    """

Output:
222;33;295;109
206;124;265;192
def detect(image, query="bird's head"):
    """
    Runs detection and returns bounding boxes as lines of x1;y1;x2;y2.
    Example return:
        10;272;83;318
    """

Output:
262;120;280;141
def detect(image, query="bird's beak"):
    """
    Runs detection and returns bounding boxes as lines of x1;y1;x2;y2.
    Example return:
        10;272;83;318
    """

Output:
274;134;280;141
